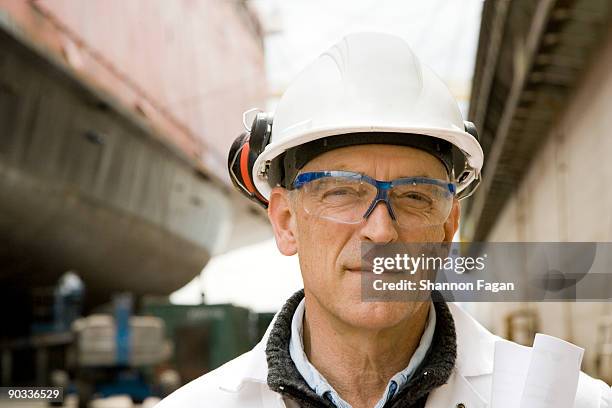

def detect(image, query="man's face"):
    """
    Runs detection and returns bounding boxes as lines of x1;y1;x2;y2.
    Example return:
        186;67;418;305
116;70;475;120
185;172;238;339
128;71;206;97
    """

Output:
268;144;460;330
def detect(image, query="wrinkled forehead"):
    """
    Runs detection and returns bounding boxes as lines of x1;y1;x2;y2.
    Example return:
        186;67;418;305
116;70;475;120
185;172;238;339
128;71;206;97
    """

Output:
299;144;449;180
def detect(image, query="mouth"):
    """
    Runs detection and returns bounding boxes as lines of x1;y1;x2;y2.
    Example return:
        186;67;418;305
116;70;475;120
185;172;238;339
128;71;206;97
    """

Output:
345;267;369;274
344;253;375;273
345;245;409;274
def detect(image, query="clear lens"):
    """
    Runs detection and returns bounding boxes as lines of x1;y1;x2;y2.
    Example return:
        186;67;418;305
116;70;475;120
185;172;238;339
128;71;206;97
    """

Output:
298;175;454;227
300;176;377;224
390;182;453;227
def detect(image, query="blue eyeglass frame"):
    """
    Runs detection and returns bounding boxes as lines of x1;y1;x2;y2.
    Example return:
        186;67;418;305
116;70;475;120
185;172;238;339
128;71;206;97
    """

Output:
292;170;456;222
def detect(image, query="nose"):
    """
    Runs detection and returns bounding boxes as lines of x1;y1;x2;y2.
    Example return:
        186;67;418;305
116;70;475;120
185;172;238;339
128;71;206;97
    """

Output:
359;201;399;244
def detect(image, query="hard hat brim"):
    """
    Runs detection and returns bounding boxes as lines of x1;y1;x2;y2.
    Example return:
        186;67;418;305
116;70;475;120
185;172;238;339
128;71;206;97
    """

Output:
253;125;484;200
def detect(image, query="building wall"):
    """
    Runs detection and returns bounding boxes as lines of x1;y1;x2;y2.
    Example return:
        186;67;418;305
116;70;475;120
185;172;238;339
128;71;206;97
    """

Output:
468;26;612;378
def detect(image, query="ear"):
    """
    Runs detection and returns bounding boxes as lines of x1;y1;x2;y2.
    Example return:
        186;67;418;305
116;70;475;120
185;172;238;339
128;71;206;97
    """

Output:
267;187;298;256
443;199;460;242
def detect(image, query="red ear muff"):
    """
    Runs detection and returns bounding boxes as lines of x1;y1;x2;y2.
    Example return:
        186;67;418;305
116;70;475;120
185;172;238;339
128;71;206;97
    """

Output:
239;140;256;194
227;112;273;208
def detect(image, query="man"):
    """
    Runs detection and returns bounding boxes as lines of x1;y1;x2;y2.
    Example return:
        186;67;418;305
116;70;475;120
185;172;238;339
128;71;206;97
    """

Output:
157;33;611;407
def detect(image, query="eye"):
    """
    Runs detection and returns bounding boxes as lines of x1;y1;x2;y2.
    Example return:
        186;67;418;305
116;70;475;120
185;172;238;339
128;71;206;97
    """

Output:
323;187;360;198
398;191;428;200
394;191;433;208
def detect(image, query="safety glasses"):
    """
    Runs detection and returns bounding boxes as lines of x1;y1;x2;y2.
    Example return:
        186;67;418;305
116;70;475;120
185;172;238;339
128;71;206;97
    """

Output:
292;171;455;228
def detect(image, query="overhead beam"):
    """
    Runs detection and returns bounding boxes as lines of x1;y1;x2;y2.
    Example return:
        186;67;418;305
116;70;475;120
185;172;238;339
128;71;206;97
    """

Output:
464;0;557;241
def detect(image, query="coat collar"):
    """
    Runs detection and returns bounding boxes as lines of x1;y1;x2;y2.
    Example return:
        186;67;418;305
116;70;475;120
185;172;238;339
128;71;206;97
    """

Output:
218;299;497;396
217;321;273;392
448;302;497;378
422;303;498;408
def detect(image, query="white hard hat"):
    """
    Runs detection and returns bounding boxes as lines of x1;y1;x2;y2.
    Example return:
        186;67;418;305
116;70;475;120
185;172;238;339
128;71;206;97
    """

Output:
229;32;484;207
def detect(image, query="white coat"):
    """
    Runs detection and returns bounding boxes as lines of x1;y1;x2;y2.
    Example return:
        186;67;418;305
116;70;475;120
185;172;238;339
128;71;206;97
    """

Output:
156;303;612;408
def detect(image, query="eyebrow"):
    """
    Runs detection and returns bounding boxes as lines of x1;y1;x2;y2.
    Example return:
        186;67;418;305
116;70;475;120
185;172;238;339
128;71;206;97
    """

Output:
397;173;432;178
330;163;355;172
